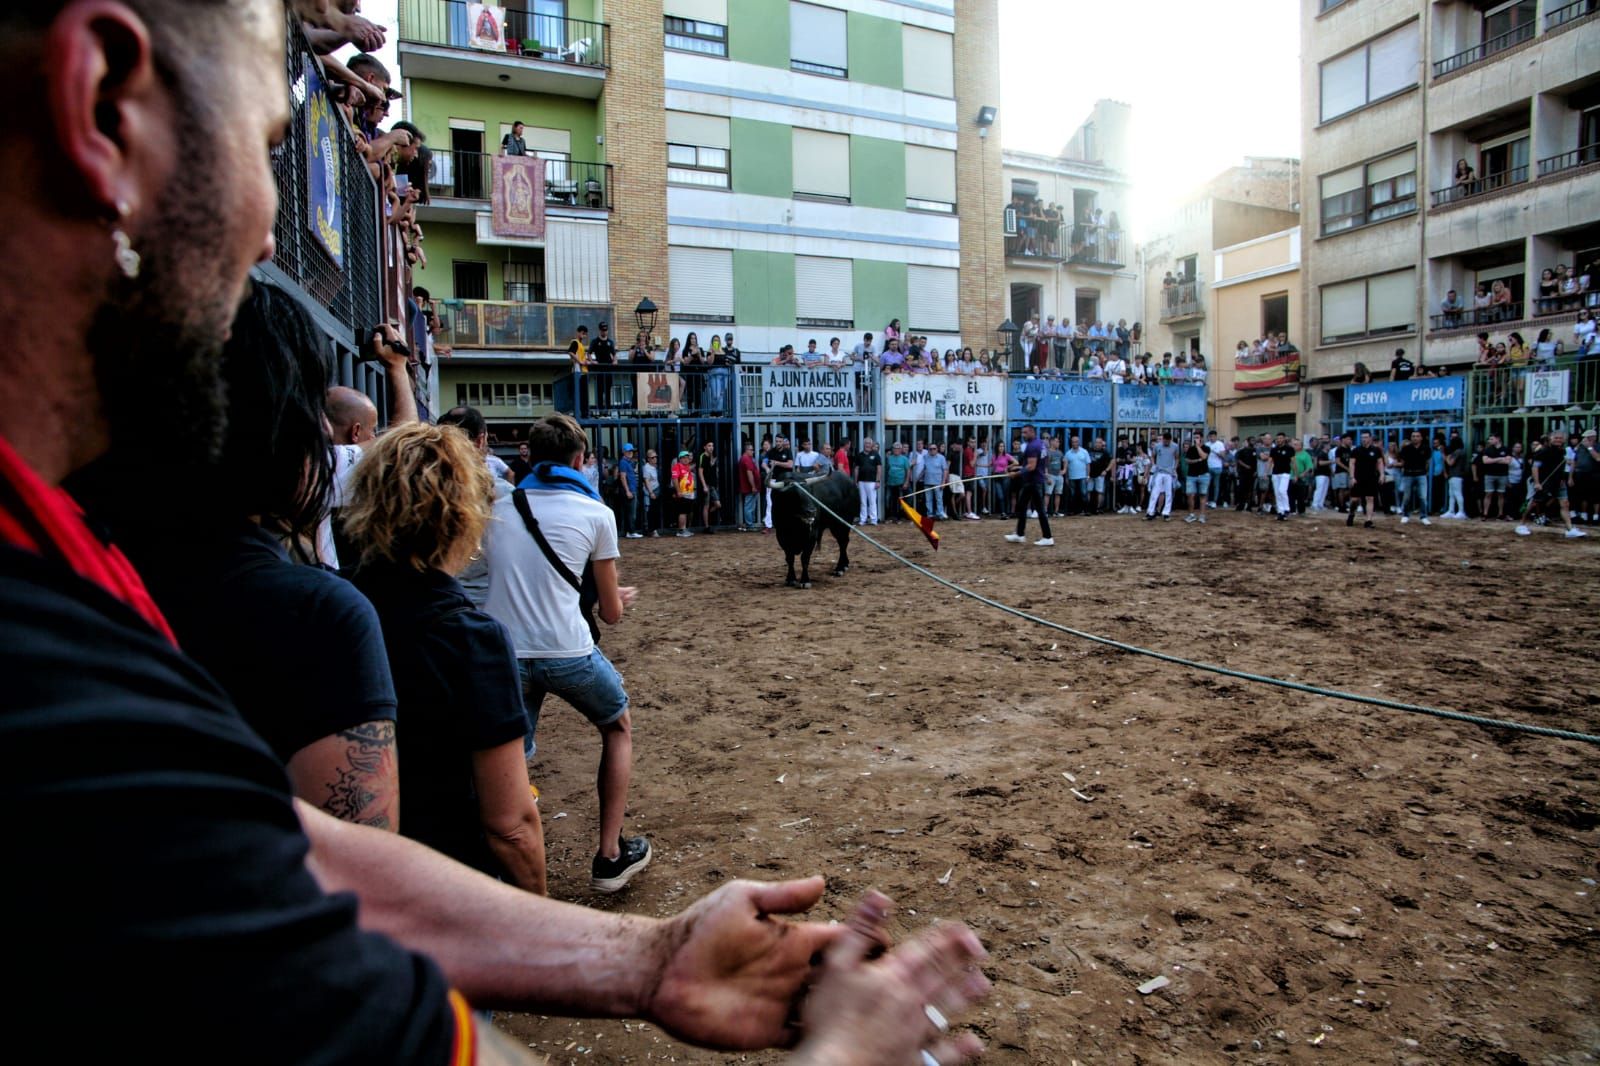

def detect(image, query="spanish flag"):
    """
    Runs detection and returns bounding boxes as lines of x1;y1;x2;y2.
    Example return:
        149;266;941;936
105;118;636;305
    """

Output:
901;498;941;550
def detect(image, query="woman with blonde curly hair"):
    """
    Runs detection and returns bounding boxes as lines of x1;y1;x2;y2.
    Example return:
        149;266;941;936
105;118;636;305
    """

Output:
346;422;546;895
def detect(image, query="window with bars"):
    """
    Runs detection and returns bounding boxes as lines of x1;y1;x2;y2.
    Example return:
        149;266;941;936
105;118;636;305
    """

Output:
504;258;546;302
665;16;727;56
667;144;730;187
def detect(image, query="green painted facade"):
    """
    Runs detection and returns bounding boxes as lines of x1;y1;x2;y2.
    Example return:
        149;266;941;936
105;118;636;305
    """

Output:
406;79;604;164
852;259;908;337
727;0;789;69
732;250;796;326
729;118;793;198
846;12;902;89
848;135;906;210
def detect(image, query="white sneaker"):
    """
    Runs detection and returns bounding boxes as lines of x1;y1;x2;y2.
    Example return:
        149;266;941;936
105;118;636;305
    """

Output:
1198;514;1206;524
1421;517;1432;526
1515;524;1532;536
1004;533;1027;544
1034;537;1055;546
1027;509;1038;518
1567;527;1588;539
1400;516;1410;524
1183;514;1197;523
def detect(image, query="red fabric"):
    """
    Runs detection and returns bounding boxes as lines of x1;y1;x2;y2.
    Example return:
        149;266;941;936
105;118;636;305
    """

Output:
0;435;177;644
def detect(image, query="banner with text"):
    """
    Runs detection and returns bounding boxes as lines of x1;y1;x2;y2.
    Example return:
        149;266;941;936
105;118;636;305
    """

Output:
761;367;859;415
636;372;682;414
1524;369;1570;408
1007;377;1112;424
1344;375;1465;416
1114;384;1163;425
883;374;1005;423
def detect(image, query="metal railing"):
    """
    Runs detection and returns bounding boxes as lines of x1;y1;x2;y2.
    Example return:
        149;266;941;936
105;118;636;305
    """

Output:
1068;225;1126;268
571;365;738;419
1432;19;1536;77
1159;281;1203;322
1546;0;1597;31
1004;218;1124;266
1430;165;1529;207
440;299;614;349
270;17;382;344
1430;301;1525;331
425;150;613;208
1536;144;1600;179
399;0;609;68
1469;357;1600;414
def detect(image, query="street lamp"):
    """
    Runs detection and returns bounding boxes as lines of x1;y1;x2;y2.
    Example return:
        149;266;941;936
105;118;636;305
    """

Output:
634;296;658;342
997;318;1019;371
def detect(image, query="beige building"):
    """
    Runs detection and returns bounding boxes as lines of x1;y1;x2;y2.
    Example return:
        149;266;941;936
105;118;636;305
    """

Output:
1299;0;1600;435
1001;100;1137;366
1139;158;1302;372
1209;227;1304;440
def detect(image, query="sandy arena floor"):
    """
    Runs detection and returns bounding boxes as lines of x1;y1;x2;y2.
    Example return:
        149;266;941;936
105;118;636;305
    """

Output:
499;509;1599;1065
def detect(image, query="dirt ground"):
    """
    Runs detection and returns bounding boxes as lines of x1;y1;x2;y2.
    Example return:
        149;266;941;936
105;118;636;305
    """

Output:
500;509;1599;1065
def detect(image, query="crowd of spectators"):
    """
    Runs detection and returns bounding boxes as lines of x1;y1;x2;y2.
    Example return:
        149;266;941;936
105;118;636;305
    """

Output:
1005;196;1124;262
1438;261;1597;330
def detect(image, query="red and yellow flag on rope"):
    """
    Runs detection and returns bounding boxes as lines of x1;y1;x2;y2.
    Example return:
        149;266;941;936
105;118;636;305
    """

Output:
900;498;941;550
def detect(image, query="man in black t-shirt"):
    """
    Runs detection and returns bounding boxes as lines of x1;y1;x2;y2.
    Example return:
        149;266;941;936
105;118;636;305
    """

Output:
1480;434;1509;520
697;439;720;532
1397;429;1432;524
589;321;617;364
1269;433;1296;521
1346;431;1386;528
1233;436;1257;511
509;441;534;484
1524;430;1585;538
1390;347;1414;380
855;438;883;524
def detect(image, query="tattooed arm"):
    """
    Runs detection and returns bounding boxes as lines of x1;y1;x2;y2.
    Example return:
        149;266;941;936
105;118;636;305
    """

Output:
286;721;400;831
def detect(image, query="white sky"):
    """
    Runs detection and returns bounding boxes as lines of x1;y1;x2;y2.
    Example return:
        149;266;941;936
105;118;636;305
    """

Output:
349;0;1304;236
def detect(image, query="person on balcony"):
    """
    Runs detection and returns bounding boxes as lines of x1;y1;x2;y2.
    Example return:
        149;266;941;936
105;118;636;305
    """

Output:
502;120;528;156
589;322;616;365
1440;289;1465;327
1575;310;1598;357
1536;269;1559;315
1490;279;1515;322
1453;158;1476;197
1473;283;1493;323
1532;328;1562;364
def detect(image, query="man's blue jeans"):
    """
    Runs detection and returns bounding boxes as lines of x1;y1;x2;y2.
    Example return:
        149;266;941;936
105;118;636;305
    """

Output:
1398;474;1427;516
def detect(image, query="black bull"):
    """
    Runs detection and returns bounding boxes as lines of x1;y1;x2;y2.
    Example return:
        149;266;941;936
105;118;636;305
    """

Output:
769;470;860;588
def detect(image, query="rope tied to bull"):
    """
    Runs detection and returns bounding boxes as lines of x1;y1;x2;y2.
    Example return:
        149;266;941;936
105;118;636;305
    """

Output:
786;479;1600;747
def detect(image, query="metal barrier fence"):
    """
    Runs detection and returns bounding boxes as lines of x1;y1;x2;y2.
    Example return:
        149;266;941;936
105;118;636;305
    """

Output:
426;150;612;209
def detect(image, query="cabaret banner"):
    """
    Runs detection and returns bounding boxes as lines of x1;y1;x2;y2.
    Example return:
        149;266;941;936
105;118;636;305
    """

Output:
467;3;507;50
1007;377;1111;424
882;374;1004;423
761;367;859;415
303;55;343;268
636;372;682;414
492;155;546;239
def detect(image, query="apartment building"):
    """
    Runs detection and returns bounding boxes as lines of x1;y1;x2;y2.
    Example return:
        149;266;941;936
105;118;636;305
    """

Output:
1002;100;1138;366
1139;158;1302;366
396;0;1003;441
1299;0;1599;437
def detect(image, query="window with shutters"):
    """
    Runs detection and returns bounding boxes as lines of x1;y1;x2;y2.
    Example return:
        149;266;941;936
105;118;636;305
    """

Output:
669;247;735;323
665;16;727;56
1319;268;1416;344
795;255;854;329
790;2;846;78
1319;21;1418;123
793;128;850;202
905;145;956;213
667;112;731;188
1319;147;1416;235
908;266;958;332
901;26;954;98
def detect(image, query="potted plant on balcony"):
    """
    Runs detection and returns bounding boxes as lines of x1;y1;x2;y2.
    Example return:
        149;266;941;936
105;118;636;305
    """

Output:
524;38;541;56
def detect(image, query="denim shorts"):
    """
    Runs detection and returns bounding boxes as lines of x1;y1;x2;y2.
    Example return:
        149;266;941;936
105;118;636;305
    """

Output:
1185;473;1211;495
1331;472;1349;489
518;650;629;756
1090;475;1105;492
1484;475;1508;492
1048;473;1064;493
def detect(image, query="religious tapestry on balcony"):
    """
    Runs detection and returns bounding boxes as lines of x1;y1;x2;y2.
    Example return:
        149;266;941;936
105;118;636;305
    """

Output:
468;4;507;50
303;56;342;268
1234;352;1301;391
492;155;547;238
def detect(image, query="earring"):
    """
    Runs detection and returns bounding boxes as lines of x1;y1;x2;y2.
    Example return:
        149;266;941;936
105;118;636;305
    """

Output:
112;229;141;280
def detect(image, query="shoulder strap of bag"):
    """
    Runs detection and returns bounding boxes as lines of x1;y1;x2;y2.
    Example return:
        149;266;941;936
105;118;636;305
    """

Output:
511;489;582;595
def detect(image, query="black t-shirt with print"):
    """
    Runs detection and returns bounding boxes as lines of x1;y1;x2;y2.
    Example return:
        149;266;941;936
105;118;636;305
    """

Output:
767;445;794;481
1399;442;1430;477
697;451;719;494
1270;443;1295;475
589;336;617;364
1391;356;1415;380
0;546;458;1060
1532;445;1568;491
1351;444;1384;483
855;450;882;482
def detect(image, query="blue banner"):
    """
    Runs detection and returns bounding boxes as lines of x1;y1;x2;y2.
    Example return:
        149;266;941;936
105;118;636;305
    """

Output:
1115;384;1163;425
1344;376;1465;416
304;56;343;269
1008;377;1112;423
1162;384;1207;425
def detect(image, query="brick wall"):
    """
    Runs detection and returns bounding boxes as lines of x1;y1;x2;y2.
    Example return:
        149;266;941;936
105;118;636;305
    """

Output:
954;0;1006;350
603;0;670;341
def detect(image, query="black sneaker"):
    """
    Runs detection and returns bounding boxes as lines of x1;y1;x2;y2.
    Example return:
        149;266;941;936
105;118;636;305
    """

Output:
1346;509;1355;528
592;835;652;893
1364;520;1374;529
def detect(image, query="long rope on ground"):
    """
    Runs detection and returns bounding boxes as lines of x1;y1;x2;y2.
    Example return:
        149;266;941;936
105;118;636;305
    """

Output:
790;480;1600;747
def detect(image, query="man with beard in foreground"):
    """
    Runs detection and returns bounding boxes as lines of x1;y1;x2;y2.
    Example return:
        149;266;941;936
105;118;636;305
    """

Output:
0;2;988;1062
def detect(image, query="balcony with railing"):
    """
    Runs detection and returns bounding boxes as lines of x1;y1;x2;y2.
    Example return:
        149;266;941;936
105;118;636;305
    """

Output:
1470;357;1600;415
1546;0;1598;32
1430;165;1529;208
1159;281;1203;323
1429;301;1526;332
566;365;739;420
440;299;614;350
398;0;609;97
1068;225;1126;269
423;151;613;211
1537;143;1600;180
1433;18;1537;78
